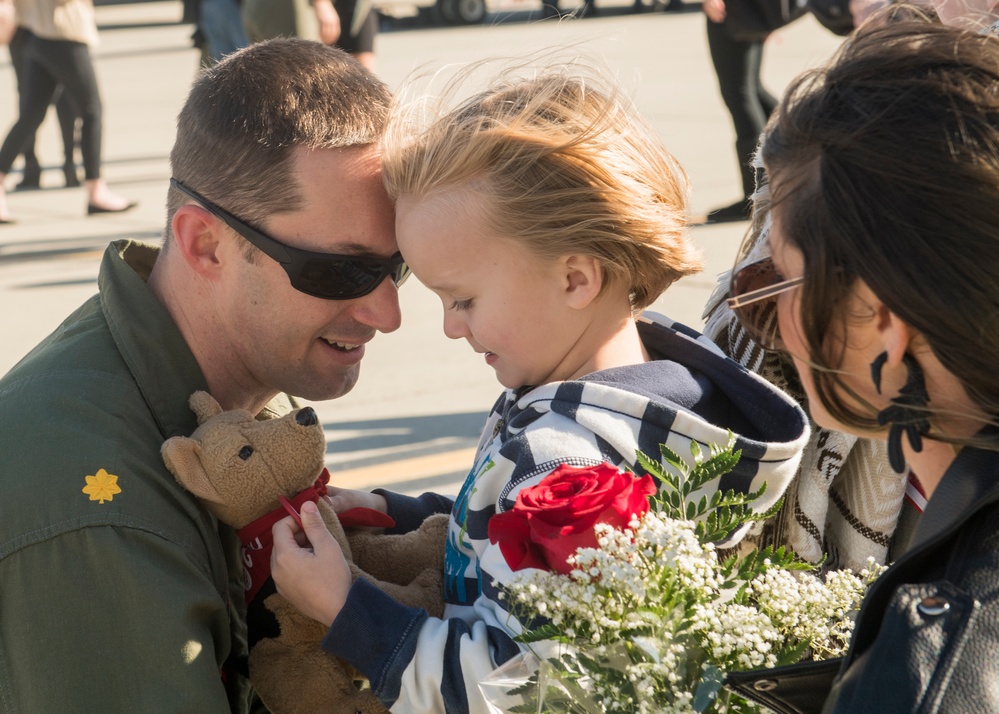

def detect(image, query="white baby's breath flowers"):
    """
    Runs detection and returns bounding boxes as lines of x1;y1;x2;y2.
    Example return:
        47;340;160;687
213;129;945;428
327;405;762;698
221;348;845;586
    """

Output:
501;510;880;713
485;441;884;713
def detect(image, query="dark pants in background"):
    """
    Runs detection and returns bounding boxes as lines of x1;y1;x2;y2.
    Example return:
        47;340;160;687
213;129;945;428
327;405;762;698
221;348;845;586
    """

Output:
0;34;100;180
706;18;777;200
7;27;78;178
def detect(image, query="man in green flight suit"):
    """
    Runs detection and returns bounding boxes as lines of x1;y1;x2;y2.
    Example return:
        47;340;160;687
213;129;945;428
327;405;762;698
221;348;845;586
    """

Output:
0;39;405;712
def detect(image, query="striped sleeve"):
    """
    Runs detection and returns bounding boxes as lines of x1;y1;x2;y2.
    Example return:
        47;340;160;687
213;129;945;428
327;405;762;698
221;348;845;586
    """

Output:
321;524;531;713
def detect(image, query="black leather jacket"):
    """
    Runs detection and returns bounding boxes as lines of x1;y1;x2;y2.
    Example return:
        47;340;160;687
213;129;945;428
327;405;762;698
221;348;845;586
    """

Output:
727;444;999;713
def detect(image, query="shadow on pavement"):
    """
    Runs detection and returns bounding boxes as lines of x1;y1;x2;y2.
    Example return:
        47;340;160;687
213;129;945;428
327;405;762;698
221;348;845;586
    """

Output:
97;20;187;31
94;42;197;58
325;411;486;463
0;232;161;265
22;278;101;289
379;470;469;496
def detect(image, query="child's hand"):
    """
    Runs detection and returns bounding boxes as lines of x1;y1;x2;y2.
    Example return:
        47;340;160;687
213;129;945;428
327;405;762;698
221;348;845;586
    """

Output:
271;501;352;627
328;487;389;532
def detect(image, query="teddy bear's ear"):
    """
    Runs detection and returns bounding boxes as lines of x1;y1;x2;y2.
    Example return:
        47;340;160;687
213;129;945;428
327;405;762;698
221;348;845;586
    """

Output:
189;391;223;425
161;436;223;504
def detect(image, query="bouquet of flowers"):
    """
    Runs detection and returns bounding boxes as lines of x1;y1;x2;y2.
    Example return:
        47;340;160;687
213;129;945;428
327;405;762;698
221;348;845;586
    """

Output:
479;436;883;713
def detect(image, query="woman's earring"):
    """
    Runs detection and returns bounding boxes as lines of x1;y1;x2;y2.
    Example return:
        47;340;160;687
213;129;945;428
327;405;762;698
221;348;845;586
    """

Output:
870;352;931;473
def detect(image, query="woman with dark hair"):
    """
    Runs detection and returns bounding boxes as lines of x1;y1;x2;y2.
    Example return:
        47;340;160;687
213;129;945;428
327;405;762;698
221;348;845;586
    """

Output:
724;16;999;712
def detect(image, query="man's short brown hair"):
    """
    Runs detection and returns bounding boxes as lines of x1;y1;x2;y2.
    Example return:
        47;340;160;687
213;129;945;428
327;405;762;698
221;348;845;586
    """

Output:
167;39;391;240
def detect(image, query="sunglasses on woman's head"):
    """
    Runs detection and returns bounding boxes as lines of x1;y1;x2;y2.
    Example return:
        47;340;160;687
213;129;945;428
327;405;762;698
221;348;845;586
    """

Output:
170;179;410;301
726;257;803;352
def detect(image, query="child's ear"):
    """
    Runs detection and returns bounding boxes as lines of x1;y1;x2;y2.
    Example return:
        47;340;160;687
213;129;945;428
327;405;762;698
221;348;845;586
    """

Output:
562;254;603;310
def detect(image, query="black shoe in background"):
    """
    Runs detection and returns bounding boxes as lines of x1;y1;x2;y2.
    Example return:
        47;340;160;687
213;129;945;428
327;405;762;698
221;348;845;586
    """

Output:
15;164;42;191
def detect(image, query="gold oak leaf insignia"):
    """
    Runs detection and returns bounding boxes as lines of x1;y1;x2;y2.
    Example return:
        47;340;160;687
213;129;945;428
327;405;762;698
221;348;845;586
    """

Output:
83;468;122;504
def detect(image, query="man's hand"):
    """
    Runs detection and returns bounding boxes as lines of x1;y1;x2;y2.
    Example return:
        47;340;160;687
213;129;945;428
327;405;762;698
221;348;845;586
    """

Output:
312;0;342;45
271;501;352;627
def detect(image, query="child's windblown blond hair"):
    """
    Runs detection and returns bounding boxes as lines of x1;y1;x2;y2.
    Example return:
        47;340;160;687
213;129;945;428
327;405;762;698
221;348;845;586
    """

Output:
382;63;702;310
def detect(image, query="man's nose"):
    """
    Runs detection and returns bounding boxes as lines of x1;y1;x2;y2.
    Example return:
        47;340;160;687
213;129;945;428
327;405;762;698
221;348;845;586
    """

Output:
350;275;402;333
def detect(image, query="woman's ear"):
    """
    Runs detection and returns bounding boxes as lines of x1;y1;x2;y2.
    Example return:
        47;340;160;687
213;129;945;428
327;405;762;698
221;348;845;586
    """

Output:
860;280;913;367
562;254;604;310
881;310;914;368
170;204;226;280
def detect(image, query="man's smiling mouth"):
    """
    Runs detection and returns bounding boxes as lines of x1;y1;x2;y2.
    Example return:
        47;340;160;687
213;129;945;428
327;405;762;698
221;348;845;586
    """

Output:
321;338;361;351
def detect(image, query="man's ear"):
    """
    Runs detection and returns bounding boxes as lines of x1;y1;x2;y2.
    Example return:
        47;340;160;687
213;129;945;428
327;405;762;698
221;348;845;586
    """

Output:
170;204;226;280
562;254;603;310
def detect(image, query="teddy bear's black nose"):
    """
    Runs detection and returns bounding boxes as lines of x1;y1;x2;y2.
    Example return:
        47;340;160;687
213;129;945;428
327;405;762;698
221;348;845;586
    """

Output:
295;407;318;426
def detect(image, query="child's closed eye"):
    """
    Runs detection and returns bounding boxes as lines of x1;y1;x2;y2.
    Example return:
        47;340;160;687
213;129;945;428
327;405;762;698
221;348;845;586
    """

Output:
449;298;474;311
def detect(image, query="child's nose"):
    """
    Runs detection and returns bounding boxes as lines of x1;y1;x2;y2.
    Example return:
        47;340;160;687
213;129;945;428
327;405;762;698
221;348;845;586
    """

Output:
442;313;466;340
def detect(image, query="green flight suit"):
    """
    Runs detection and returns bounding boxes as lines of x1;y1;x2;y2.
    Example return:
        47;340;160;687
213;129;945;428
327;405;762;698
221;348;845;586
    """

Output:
0;240;284;712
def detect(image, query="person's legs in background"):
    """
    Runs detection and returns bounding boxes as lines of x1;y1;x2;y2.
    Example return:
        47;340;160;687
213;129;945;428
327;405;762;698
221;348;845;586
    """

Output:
245;0;376;73
8;28;83;191
242;0;298;43
332;0;377;72
8;27;42;190
56;90;81;188
36;38;134;213
703;18;773;224
0;48;59;220
0;35;134;221
199;0;248;63
756;81;778;123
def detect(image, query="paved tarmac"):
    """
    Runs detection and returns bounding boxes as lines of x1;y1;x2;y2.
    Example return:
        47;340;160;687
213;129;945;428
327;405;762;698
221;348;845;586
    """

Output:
0;3;842;496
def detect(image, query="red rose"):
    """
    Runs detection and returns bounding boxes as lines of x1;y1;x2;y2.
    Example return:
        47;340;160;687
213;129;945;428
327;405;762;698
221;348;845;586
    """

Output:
488;462;655;575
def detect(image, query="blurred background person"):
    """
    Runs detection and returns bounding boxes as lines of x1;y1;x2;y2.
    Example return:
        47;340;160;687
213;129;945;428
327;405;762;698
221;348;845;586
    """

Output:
314;0;377;72
242;0;317;44
199;0;248;63
0;0;135;223
180;0;249;65
243;0;377;72
698;0;779;225
8;22;80;191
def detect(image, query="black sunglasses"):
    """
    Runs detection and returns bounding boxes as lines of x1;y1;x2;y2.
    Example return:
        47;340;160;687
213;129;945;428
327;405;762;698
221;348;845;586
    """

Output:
170;178;410;301
725;257;803;352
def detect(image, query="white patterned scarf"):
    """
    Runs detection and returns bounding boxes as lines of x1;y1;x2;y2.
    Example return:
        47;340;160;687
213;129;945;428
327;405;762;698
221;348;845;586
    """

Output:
701;188;915;571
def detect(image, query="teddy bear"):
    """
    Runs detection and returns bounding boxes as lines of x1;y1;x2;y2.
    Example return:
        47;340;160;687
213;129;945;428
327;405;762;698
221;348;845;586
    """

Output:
161;391;449;714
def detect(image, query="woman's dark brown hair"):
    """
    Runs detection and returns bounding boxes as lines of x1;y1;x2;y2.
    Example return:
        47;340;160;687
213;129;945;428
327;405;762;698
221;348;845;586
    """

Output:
762;17;999;432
